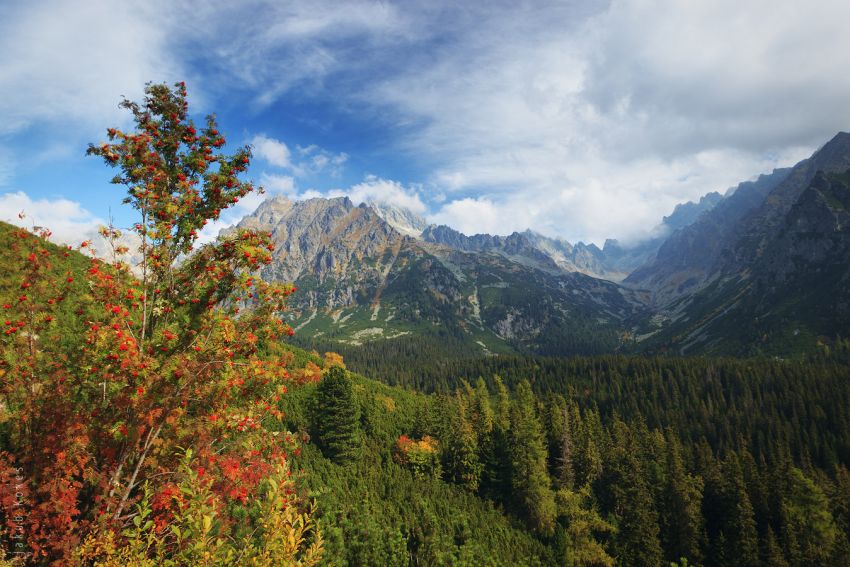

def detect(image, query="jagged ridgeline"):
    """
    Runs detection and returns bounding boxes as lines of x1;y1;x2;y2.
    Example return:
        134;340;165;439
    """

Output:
234;195;648;357
235;132;850;360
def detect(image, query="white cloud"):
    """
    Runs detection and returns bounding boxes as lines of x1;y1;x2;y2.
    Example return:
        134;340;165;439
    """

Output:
364;0;850;243
250;135;292;169
5;0;850;246
251;135;347;177
259;172;297;195
0;191;104;245
298;145;348;177
0;0;182;136
184;1;412;108
326;175;426;215
429;198;513;236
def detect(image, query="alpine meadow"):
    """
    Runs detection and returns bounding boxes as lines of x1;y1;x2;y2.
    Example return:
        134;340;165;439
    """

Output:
2;2;850;566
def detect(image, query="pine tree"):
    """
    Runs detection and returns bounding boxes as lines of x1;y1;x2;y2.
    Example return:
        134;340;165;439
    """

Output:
314;366;360;463
509;380;557;536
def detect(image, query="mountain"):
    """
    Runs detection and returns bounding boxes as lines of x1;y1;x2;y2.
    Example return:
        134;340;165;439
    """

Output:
423;225;639;281
600;189;725;276
234;195;647;356
365;200;428;237
624;167;793;302
230;133;850;358
663;191;725;230
632;133;850;354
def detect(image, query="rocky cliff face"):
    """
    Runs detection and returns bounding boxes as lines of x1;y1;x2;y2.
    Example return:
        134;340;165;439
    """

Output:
236;195;407;310
721;132;850;274
624;167;792;303
233;195;648;356
636;165;850;355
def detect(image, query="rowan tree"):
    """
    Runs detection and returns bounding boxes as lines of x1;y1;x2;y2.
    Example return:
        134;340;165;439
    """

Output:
0;82;320;564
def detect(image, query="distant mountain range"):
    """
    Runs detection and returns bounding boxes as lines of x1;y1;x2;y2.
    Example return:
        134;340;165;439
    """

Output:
233;132;850;357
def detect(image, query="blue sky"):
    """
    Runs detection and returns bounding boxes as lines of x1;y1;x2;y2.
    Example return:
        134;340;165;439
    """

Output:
2;0;850;246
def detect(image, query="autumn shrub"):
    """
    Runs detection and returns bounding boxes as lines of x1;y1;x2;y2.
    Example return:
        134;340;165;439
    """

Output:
0;82;321;564
394;435;442;479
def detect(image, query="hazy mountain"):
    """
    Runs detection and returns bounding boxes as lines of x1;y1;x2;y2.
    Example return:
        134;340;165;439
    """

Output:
663;191;724;230
624;167;793;303
632;133;850;354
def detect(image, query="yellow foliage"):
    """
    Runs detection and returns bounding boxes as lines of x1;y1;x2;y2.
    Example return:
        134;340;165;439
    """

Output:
377;394;396;412
323;352;345;369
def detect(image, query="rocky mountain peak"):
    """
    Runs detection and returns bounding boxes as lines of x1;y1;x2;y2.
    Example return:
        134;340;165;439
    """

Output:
365;201;428;237
235;195;402;288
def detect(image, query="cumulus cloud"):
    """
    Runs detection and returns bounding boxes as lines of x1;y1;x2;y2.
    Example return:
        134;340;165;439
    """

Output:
259;172;297;195
326;175;426;214
250;135;293;168
251;135;347;177
0;191;104;245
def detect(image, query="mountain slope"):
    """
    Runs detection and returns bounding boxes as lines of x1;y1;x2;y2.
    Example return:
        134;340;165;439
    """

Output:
640;167;850;355
235;196;647;356
624;166;792;303
628;132;850;308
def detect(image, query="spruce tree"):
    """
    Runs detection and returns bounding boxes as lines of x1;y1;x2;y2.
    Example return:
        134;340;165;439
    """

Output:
445;390;483;491
604;419;663;567
661;432;705;565
314;365;361;463
720;455;759;567
509;380;558;536
557;405;576;490
483;376;513;498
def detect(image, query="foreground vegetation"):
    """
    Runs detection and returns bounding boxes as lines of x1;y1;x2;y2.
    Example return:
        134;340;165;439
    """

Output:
0;83;322;564
281;348;850;566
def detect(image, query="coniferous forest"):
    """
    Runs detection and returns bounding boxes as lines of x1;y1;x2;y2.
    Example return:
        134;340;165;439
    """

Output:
0;82;849;567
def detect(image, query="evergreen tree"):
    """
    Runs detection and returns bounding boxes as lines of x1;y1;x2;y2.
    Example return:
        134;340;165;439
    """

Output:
603;419;663;567
574;406;603;487
444;389;483;491
557;405;576;490
314;366;361;463
483;376;513;498
509;380;558;536
661;431;705;565
762;527;790;567
783;467;839;565
719;455;759;567
555;486;615;567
